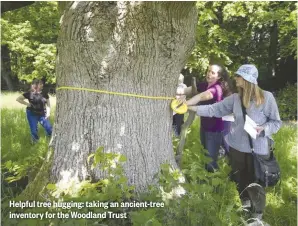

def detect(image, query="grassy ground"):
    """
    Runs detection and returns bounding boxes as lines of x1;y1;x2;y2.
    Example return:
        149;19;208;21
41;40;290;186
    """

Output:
1;93;297;225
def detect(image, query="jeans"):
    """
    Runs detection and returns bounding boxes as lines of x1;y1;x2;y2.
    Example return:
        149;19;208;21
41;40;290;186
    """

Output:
200;129;223;172
26;109;52;142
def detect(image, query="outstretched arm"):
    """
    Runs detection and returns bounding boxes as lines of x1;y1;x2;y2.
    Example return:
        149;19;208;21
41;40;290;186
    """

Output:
186;90;214;106
188;94;235;118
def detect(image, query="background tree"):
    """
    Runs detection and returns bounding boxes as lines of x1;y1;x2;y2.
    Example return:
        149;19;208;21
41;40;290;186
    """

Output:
185;2;297;90
1;2;59;90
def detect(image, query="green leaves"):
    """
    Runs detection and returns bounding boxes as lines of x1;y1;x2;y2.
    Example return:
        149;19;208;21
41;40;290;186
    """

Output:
131;208;162;226
188;1;297;79
1;2;59;84
46;183;56;190
276;84;297;120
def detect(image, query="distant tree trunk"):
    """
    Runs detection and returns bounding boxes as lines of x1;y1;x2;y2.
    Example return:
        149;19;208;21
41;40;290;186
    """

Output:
1;45;16;91
51;2;197;192
268;21;278;77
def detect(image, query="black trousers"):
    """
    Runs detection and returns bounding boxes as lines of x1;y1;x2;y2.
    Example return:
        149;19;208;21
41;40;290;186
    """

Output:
229;147;255;200
172;114;184;135
229;147;268;213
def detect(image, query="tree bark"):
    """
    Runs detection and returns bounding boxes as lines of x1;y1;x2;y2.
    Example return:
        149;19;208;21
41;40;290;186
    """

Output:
52;1;197;192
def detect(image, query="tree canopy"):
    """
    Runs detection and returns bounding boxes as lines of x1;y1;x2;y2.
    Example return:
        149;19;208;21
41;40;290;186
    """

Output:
1;1;297;89
1;2;59;85
187;2;297;87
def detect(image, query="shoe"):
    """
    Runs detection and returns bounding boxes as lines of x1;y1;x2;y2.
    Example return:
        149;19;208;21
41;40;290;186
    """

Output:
247;213;271;226
218;146;226;159
242;199;251;208
251;213;263;220
247;219;262;226
241;199;251;212
246;183;266;213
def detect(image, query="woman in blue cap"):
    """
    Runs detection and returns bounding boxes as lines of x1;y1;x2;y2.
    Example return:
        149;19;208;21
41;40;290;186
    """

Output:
186;64;282;220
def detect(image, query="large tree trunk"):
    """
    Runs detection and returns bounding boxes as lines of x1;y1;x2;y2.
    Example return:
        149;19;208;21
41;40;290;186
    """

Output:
52;1;197;192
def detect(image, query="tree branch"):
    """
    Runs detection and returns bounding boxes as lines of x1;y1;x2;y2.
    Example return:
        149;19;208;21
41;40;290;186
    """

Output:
1;1;35;14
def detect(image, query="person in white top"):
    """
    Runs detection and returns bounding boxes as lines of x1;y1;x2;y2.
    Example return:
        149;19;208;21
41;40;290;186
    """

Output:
173;74;187;136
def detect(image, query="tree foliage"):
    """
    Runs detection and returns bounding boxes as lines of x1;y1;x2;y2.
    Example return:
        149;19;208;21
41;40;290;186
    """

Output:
1;2;59;84
1;1;296;87
187;2;297;80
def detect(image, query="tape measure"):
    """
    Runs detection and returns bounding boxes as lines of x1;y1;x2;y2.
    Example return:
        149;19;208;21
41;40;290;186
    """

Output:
171;99;188;114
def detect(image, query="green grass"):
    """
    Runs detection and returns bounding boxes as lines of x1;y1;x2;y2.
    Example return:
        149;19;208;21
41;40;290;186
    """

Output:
1;108;55;203
1;94;297;226
264;126;297;226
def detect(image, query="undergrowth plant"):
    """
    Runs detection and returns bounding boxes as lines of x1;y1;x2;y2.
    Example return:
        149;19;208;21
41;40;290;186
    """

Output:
276;83;297;120
1;108;53;202
1;108;297;226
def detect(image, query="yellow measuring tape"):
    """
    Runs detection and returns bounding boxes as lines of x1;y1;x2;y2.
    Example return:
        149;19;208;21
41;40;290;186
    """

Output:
57;86;174;100
57;86;188;114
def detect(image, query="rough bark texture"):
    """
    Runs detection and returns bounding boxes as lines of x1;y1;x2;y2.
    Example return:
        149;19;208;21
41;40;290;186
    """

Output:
52;1;197;192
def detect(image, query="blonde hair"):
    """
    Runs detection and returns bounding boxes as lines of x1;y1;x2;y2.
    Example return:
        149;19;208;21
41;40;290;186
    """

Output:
238;79;264;108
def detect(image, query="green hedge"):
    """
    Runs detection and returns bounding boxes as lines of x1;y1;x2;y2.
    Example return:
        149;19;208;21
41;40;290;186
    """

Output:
276;83;297;120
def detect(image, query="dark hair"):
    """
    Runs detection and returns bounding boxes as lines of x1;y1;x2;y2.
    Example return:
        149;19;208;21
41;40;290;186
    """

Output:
31;79;41;85
211;64;235;97
30;79;42;92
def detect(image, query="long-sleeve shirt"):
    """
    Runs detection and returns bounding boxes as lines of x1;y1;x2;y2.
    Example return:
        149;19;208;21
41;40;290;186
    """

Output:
196;91;282;155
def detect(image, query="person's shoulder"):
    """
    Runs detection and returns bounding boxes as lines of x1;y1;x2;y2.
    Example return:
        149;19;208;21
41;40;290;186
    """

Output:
22;91;30;98
214;83;223;90
42;91;50;99
262;90;274;99
226;93;238;100
231;93;239;97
